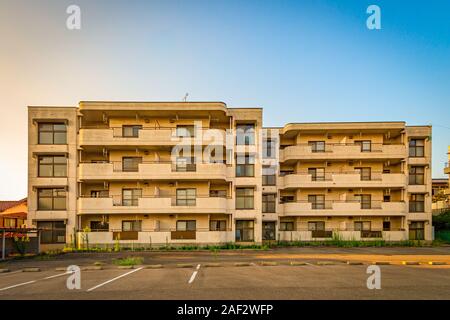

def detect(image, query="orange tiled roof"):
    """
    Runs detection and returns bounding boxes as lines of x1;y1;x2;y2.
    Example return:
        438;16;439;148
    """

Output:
0;198;27;212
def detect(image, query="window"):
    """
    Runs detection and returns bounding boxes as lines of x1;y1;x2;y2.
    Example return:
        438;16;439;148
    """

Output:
280;222;294;231
37;221;66;244
122;157;142;172
38;188;66;210
235;220;254;241
176;220;196;231
176;125;195;137
122;125;142;137
236;188;254;209
308;195;325;209
38;155;67;177
262;222;276;240
355;140;372;152
122;220;142;232
263;139;276;159
90;190;109;198
383;221;391;231
262;193;276;213
176;188;196;206
409;194;425;212
210;220;226;231
383;195;391;202
175;157;196;172
209;190;227;198
236;155;255;177
355;167;371;181
38;123;67;145
308;168;325;181
409;221;425;240
280;195;295;203
355;194;372;209
354;221;371;231
308;141;325;153
122;189;142;206
409;139;424;157
308;221;325;231
409;166;425;185
90;221;109;231
236;124;255;145
262;166;276;185
3;218;16;228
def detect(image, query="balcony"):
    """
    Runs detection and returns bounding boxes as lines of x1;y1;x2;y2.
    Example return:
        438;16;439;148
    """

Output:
444;162;450;175
279;143;406;161
79;127;226;146
278;230;407;242
78;161;229;181
280;200;407;216
77;195;232;215
77;230;234;244
279;172;406;189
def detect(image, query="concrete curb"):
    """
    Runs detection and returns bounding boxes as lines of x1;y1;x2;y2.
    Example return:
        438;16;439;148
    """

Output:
144;264;163;269
373;261;390;265
117;265;134;269
316;261;335;266
22;267;41;272
289;261;307;266
0;269;10;273
204;263;221;267
428;261;447;265
176;264;194;268
259;261;278;266
401;261;420;265
347;261;364;265
82;266;103;271
55;267;67;271
234;262;253;267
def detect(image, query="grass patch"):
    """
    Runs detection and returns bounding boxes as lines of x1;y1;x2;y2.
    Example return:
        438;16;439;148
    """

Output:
112;256;144;266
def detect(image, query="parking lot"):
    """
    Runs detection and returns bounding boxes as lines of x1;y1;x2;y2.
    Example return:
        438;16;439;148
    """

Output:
1;247;450;299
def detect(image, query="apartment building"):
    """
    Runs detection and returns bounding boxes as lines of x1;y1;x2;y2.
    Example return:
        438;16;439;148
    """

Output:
28;102;432;250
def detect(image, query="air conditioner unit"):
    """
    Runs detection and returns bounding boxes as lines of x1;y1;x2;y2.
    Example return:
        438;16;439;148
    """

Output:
348;189;353;192
384;189;391;195
348;161;354;166
327;134;332;139
327;189;332;193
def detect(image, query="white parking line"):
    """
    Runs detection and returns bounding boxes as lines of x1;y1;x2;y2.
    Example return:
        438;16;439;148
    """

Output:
0;272;71;292
0;280;37;291
86;267;144;292
188;264;201;284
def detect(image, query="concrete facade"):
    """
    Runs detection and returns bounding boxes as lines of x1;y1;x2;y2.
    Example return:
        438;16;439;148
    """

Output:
27;102;433;250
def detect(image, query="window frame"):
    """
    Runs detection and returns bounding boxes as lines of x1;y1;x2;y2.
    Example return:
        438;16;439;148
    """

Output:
235;188;254;210
236;124;255;145
176;125;196;138
355;140;372;152
308;167;325;181
280;221;294;231
235;154;255;177
176;220;197;231
409;139;425;157
409;166;425;185
37;188;66;211
122;157;142;172
122;188;142;206
235;220;254;241
262;193;277;213
122;220;142;232
308;141;325;153
308;194;325;209
37;221;66;244
209;220;226;231
122;125;142;138
38;155;67;177
38;123;67;145
176;188;196;206
409;194;425;212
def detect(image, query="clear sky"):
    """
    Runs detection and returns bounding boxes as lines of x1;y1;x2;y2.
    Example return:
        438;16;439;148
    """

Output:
0;0;449;200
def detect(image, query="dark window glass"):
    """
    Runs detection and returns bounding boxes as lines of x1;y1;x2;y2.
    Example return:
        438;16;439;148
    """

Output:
409;166;425;185
355;140;372;152
409;194;425;212
280;222;294;231
236;155;255;177
355;167;371;181
176;125;195;137
122;157;142;172
122;220;142;231
308;221;325;231
263;139;276;158
177;220;196;231
209;220;226;231
122;125;142;137
308;141;325;152
38;155;67;177
262;166;276;185
308;168;325;181
409;221;425;240
409;139;425;157
236;124;255;145
236;188;254;209
308;195;325;209
122;189;142;206
354;221;371;231
38;123;67;145
235;220;254;241
262;193;276;213
355;194;372;209
37;221;66;244
176;189;196;206
38;188;66;210
90;221;109;231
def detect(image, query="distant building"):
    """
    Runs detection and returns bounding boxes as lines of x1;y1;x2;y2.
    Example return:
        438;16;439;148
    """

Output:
0;198;27;228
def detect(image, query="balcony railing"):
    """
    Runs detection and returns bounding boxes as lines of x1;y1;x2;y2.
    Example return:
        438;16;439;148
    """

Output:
280;143;406;161
311;230;333;238
280;200;384;210
360;230;383;238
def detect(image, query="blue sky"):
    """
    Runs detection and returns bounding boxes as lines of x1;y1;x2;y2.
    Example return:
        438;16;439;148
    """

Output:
0;0;449;199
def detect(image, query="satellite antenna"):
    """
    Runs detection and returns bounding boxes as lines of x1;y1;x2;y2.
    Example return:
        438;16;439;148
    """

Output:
183;93;189;102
